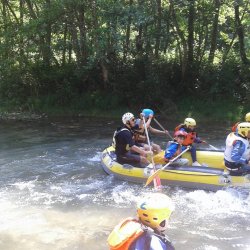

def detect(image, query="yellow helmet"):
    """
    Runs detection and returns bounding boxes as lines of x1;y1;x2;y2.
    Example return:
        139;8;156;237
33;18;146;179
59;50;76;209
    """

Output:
237;122;250;138
245;112;250;122
137;193;174;232
184;118;196;127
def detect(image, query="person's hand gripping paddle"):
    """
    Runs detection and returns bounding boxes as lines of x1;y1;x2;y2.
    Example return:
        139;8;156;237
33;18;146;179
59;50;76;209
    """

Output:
145;146;190;187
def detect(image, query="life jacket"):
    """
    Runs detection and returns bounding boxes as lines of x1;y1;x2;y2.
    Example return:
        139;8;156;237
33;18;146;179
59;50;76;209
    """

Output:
133;118;147;143
175;124;196;146
164;141;181;162
224;132;250;162
107;217;144;250
231;122;239;132
112;127;130;149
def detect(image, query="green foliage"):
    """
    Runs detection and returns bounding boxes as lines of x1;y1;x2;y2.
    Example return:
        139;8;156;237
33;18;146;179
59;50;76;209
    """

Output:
0;0;250;120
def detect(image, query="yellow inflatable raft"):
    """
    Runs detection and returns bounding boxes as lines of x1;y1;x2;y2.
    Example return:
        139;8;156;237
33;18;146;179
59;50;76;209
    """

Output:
152;149;225;168
101;146;250;191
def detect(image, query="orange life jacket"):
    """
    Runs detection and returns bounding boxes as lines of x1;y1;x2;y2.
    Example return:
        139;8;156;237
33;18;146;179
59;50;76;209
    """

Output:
107;217;144;250
175;124;196;146
133;128;147;143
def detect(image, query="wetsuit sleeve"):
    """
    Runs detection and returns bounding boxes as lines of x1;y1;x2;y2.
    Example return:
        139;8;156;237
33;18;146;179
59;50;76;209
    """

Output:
165;143;178;159
231;140;248;164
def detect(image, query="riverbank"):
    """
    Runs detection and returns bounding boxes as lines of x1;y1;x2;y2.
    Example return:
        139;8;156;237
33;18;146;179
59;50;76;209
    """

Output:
0;97;248;123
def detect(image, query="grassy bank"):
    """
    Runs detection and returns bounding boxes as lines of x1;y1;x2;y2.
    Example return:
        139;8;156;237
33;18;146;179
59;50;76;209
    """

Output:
0;95;249;123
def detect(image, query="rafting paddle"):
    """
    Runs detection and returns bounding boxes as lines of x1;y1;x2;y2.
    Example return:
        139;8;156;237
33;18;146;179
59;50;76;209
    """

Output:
145;146;190;187
202;141;219;150
142;116;162;190
153;118;173;140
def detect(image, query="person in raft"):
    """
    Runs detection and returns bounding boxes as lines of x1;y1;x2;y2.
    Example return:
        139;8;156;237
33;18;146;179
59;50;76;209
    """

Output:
164;130;189;166
107;193;175;250
175;118;204;166
231;112;250;132
133;108;168;154
224;122;250;175
113;112;153;167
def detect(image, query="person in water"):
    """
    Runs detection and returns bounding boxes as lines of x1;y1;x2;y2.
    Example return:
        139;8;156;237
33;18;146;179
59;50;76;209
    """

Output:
231;112;250;132
164;130;189;166
108;193;175;250
113;112;152;166
175;118;204;166
133;108;168;154
224;122;250;175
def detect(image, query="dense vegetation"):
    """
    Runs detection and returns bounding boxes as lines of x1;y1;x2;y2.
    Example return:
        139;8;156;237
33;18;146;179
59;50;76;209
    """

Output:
0;0;249;120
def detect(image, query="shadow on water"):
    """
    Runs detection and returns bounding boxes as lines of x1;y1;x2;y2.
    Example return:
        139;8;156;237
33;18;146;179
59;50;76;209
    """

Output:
0;117;250;250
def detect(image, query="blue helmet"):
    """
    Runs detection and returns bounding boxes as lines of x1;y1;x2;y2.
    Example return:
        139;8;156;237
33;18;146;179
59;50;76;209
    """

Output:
142;109;154;118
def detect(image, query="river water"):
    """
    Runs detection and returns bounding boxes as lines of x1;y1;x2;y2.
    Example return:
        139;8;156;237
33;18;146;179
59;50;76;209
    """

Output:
0;117;249;250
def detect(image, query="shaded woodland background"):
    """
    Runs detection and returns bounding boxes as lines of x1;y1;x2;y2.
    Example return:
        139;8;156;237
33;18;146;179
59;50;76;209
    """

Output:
0;0;249;118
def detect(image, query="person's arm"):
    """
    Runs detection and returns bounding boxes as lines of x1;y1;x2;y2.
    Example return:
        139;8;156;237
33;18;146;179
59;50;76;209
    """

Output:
131;145;152;157
164;143;178;160
194;136;203;144
231;140;248;164
139;113;153;129
149;126;168;135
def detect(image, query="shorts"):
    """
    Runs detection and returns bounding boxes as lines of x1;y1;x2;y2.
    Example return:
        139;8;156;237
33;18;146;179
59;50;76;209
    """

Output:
117;151;141;165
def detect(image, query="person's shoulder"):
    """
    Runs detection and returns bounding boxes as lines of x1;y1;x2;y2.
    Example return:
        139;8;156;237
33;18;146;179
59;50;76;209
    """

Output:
168;141;178;148
117;127;131;135
232;138;244;146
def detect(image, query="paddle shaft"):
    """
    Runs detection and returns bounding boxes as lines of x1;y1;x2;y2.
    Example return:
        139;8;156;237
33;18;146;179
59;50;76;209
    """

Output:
153;118;173;140
145;146;190;187
203;141;218;150
142;116;162;189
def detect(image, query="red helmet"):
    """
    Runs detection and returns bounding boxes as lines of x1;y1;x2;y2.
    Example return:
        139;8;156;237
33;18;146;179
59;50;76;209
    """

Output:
174;131;187;138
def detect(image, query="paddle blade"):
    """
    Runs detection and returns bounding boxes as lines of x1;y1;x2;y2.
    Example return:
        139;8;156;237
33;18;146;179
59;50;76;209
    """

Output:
145;169;161;187
154;175;162;190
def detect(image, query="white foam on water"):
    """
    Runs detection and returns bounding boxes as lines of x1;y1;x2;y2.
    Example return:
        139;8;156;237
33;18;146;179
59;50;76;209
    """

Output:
174;188;250;219
201;246;220;250
87;152;102;162
0;199;114;250
11;180;36;191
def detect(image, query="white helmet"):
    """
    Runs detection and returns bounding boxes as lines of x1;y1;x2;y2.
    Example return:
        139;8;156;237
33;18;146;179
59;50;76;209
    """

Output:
122;112;134;124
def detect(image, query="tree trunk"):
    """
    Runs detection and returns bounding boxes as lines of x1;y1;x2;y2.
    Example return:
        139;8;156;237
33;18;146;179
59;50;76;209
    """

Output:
19;0;24;68
77;3;87;65
234;0;249;65
169;0;187;82
187;0;195;65
123;0;133;61
62;23;68;65
208;0;220;64
155;0;162;58
222;0;249;64
43;0;52;67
